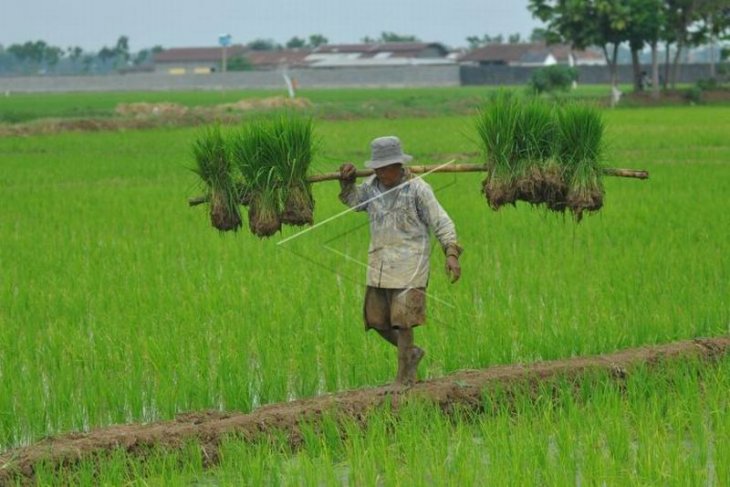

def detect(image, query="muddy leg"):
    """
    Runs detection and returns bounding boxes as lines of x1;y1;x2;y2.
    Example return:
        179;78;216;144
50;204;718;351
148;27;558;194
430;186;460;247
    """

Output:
375;329;399;347
406;346;425;384
396;328;414;384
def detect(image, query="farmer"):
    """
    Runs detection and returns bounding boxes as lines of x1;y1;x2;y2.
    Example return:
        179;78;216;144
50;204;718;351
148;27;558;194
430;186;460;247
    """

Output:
339;136;462;385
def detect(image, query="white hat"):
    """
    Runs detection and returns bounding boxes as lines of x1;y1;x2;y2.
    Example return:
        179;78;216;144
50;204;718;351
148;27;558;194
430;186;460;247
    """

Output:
365;136;413;169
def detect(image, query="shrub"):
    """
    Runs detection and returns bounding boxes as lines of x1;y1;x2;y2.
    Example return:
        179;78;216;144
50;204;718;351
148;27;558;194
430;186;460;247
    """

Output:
528;65;579;94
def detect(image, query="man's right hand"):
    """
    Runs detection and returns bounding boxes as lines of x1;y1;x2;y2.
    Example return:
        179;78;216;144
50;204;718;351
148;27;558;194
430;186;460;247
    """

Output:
340;163;357;184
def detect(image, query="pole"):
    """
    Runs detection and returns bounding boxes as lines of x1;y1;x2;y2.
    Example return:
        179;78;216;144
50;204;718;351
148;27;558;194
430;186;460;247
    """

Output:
188;164;649;207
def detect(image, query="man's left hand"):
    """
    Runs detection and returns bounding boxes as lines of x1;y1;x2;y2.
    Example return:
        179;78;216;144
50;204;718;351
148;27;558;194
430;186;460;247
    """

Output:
446;256;461;283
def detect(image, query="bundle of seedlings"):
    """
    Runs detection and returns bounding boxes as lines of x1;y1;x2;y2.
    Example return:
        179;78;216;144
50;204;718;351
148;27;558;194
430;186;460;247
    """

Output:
273;114;316;226
230;113;316;237
231;120;283;237
476;91;521;209
512;96;562;207
556;104;605;221
192;125;242;232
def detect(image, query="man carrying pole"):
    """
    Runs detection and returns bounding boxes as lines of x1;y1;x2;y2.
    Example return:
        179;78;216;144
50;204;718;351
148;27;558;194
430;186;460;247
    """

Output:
339;136;463;386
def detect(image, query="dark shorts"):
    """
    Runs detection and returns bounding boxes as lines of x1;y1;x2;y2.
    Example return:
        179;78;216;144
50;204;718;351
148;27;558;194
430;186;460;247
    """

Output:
363;286;426;331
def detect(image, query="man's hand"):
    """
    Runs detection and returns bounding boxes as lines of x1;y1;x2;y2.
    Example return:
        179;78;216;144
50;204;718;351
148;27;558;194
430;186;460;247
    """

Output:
445;255;461;283
339;163;357;184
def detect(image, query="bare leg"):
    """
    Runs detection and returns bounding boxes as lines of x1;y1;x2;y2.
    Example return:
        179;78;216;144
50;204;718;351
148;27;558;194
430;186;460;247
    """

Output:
375;329;399;347
396;328;414;384
395;328;425;385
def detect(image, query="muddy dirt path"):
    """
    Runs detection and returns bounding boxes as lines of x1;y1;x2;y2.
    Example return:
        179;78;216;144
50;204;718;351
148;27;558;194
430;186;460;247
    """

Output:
1;337;727;484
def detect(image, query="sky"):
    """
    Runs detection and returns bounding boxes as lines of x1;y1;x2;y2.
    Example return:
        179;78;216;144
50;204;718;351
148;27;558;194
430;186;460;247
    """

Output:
2;0;542;52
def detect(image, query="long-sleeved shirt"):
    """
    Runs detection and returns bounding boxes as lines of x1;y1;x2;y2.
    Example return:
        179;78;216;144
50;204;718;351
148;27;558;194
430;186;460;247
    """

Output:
339;172;460;289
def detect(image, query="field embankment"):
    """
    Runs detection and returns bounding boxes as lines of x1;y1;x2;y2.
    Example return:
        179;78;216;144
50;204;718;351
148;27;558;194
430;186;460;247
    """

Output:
1;337;726;485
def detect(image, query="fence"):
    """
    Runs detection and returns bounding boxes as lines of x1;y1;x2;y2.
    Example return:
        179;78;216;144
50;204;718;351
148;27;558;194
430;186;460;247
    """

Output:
0;64;716;93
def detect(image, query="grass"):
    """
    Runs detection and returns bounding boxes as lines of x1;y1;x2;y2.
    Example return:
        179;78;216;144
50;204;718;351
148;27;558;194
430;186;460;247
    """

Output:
0;85;639;124
0;100;728;483
32;355;730;485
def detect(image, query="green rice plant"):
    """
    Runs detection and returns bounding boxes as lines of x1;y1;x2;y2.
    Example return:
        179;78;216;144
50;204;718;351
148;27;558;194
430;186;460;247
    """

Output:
513;96;559;205
230;121;283;237
192;125;242;231
475;90;521;209
230;113;316;237
271;113;316;226
556;103;605;221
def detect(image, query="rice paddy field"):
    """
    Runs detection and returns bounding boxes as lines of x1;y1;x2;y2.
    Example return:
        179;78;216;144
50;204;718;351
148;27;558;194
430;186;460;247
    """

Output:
1;87;729;484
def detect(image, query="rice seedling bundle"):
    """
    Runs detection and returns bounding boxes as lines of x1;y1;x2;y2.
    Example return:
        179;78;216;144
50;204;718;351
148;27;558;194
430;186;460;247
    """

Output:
513;96;560;206
557;103;605;221
192;125;242;231
476;91;521;209
229;113;316;237
273;115;316;227
476;94;606;220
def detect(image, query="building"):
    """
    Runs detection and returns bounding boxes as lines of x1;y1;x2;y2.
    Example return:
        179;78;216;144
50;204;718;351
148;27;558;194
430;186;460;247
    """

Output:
152;46;311;74
153;46;248;74
459;43;605;67
152;42;456;73
304;42;453;68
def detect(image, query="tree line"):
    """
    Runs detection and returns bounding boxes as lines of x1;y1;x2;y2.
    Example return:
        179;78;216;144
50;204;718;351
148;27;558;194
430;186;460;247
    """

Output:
529;0;730;94
0;36;162;75
0;32;425;75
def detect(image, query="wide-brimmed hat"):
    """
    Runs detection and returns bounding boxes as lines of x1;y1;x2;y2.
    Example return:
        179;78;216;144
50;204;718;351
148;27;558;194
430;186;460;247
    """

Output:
365;136;413;169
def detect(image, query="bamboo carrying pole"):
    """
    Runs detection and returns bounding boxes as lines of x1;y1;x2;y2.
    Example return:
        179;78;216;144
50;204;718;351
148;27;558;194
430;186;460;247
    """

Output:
188;163;649;207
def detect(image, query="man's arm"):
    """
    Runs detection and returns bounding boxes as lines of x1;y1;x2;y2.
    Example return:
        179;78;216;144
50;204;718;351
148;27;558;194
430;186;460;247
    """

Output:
416;182;463;282
338;163;368;211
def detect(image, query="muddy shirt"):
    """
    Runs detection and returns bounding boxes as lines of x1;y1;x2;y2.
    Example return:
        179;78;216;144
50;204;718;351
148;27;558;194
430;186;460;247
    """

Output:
339;173;459;289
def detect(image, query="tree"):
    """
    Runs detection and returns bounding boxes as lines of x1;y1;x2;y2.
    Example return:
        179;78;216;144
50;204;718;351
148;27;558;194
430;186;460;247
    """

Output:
625;0;664;94
529;0;632;99
530;27;549;42
308;34;328;48
227;55;252;71
7;40;66;73
508;33;522;44
67;46;84;62
44;46;63;68
378;32;420;42
114;35;130;66
465;34;505;49
98;46;117;67
663;0;705;88
247;38;279;51
528;64;579;93
286;36;306;49
696;0;730;78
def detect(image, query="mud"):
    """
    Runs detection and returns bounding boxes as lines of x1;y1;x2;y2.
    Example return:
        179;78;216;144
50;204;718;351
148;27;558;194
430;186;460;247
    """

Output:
0;97;313;137
0;337;727;485
247;194;282;238
482;177;517;210
209;192;242;232
567;189;604;222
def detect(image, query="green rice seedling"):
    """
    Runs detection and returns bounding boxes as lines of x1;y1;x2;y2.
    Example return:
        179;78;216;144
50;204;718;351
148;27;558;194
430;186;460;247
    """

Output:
476;91;521;209
230;113;316;237
230;119;283;237
251;176;284;238
557;103;605;221
192;125;242;231
272;113;316;226
513;96;559;206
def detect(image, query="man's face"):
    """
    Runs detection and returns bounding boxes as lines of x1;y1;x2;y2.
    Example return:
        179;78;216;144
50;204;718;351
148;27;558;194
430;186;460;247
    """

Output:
374;163;403;188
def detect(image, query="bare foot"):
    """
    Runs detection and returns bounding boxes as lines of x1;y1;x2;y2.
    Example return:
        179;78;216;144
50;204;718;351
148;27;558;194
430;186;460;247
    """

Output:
404;347;425;385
